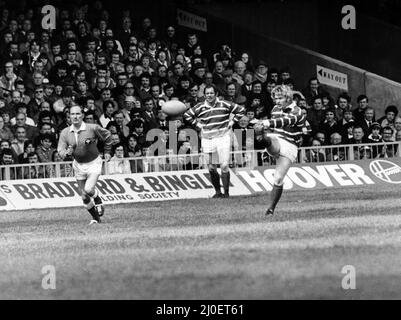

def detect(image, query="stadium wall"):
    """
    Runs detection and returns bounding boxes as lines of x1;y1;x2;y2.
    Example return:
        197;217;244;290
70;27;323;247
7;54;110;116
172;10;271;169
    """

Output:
1;159;401;211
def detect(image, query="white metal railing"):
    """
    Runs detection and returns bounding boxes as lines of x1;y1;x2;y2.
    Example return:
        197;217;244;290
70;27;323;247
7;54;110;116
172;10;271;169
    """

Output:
1;142;401;180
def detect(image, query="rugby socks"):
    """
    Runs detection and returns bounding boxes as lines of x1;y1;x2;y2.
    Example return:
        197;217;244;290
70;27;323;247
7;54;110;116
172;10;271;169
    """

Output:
84;197;100;222
269;184;283;211
91;189;102;205
221;171;230;195
209;170;222;194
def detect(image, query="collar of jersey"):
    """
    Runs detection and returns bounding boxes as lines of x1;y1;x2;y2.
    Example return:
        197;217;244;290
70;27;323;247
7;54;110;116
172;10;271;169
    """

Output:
70;122;87;133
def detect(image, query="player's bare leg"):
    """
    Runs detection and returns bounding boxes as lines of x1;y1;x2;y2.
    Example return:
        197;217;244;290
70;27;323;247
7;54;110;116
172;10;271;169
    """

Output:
207;153;223;198
85;172;104;216
260;134;289;215
266;155;292;216
78;178;101;224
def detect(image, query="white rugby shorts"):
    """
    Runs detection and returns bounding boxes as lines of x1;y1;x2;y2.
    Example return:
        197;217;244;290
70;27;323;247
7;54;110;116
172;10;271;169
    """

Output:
201;132;231;165
73;156;103;180
266;134;298;163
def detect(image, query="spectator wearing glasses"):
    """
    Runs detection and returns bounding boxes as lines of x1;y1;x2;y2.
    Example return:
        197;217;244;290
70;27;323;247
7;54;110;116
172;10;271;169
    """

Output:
184;83;204;108
28;86;46;119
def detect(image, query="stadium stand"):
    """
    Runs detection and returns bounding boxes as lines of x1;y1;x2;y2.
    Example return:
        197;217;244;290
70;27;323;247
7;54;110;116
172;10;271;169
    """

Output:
0;0;401;180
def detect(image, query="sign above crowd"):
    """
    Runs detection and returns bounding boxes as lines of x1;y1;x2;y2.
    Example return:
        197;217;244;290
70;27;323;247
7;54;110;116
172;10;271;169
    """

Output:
316;65;349;91
177;9;208;32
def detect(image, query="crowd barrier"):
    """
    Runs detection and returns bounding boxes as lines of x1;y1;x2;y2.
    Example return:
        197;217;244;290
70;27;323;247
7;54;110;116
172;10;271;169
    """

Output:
1;153;401;211
1;142;401;181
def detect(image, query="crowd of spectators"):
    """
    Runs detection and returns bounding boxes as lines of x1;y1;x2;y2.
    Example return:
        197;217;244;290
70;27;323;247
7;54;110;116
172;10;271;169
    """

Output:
0;1;400;179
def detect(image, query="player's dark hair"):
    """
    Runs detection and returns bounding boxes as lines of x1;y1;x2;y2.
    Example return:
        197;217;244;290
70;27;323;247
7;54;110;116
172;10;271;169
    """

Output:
203;84;217;95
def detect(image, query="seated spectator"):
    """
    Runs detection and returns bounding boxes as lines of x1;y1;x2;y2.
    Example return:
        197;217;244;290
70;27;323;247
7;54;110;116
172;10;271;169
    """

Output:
313;131;326;146
10;104;36;127
326;133;347;162
367;122;383;143
367;122;383;158
127;134;143;173
23;152;45;179
47;150;73;177
11;125;28;156
342;122;355;144
224;82;246;106
36;133;56;163
0;148;18;179
0;115;13;141
18;139;35;164
304;139;326;162
107;143;131;175
348;125;367;144
99;101;115;128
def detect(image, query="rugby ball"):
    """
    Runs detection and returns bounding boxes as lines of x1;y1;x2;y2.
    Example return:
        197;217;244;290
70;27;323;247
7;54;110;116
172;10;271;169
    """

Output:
161;100;187;116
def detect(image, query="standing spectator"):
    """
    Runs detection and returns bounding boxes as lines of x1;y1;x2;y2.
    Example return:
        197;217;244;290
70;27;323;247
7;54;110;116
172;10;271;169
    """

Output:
306;96;326;135
334;93;352;122
254;61;269;83
301;77;328;106
319;108;340;144
353;95;370;123
378;105;398;131
357;107;376;136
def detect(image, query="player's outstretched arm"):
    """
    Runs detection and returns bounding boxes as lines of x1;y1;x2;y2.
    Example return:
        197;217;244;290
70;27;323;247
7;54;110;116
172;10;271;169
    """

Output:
262;106;305;129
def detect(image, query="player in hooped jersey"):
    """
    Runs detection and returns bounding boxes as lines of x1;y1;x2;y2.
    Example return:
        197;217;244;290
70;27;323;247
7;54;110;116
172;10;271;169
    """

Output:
184;85;245;198
255;85;306;215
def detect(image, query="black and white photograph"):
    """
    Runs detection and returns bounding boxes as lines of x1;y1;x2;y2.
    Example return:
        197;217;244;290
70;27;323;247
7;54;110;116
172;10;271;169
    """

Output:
0;0;400;305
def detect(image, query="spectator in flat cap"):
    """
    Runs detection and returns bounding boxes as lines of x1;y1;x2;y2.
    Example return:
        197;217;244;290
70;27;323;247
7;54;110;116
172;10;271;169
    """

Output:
254;60;269;83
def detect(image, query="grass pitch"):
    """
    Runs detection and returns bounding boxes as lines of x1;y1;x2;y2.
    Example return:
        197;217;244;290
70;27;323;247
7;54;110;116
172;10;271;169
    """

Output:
1;184;401;300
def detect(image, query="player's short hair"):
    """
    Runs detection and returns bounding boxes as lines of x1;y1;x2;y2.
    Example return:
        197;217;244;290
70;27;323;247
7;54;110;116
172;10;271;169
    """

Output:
203;84;217;95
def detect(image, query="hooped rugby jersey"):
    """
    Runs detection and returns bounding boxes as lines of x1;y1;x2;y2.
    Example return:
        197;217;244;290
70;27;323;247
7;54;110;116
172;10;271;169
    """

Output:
267;101;306;146
184;98;245;139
